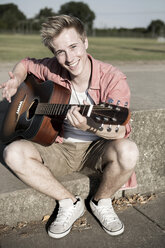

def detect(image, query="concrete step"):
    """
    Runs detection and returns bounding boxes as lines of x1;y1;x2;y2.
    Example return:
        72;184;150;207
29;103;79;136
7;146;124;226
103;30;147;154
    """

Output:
0;109;165;226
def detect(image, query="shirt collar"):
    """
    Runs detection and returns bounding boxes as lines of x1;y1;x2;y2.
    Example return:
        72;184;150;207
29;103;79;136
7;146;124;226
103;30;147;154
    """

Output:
59;53;101;90
88;54;101;90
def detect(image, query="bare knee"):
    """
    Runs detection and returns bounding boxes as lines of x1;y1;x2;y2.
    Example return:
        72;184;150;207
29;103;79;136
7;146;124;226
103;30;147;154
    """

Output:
106;139;139;172
117;139;139;171
3;140;41;173
3;140;26;172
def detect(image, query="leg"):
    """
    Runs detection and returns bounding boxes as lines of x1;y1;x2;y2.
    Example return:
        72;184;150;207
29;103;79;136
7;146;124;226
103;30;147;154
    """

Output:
90;138;139;236
94;138;139;200
3;140;76;202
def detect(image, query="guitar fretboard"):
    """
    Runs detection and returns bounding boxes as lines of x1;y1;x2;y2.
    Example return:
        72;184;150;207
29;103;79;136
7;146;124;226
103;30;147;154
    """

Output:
35;103;89;116
34;102;130;125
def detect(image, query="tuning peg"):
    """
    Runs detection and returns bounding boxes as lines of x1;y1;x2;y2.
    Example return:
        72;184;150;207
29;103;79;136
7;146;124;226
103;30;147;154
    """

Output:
112;117;117;122
124;102;128;107
115;106;120;111
115;125;120;132
95;116;101;122
107;125;112;132
117;100;120;105
98;124;104;131
108;98;114;104
108;105;113;110
103;117;109;123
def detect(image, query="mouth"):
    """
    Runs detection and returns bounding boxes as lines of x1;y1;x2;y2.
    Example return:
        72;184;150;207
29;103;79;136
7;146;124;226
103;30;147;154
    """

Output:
67;60;79;70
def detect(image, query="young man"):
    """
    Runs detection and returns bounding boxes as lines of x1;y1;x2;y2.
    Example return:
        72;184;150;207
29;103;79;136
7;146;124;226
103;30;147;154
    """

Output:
0;15;139;239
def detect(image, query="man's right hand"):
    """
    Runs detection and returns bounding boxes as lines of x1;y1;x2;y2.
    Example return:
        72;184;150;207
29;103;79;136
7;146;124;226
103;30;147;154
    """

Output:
0;71;20;102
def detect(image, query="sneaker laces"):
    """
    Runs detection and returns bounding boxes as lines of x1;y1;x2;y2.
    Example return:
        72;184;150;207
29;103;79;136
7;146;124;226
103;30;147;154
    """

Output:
97;205;118;225
53;206;75;226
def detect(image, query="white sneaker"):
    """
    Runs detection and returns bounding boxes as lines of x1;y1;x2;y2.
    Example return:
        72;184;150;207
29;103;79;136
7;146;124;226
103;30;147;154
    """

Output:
90;198;124;236
48;196;85;239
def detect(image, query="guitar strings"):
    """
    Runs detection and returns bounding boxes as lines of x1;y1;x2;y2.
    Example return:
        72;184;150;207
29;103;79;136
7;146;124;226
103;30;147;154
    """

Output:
70;81;89;115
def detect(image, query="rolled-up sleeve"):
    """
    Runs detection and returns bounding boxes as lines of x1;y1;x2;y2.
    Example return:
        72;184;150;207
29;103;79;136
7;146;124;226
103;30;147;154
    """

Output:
105;73;131;137
21;57;50;81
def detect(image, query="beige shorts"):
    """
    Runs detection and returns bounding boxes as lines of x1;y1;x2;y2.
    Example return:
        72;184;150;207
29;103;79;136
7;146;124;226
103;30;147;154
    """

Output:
34;139;111;178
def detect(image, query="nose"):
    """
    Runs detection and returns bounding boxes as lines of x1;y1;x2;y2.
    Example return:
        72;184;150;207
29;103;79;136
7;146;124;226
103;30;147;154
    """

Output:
65;49;74;63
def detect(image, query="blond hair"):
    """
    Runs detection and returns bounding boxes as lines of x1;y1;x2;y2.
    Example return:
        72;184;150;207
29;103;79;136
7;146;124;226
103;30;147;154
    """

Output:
41;15;86;53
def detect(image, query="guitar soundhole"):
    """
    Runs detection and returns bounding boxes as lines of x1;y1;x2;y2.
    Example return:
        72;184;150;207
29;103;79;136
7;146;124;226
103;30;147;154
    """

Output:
27;99;38;120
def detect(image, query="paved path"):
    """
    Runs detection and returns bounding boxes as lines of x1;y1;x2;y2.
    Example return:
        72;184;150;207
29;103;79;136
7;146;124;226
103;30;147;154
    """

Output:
0;192;165;248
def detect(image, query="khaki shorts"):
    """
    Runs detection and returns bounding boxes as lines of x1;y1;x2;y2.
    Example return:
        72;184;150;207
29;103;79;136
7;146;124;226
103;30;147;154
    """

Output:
34;139;111;178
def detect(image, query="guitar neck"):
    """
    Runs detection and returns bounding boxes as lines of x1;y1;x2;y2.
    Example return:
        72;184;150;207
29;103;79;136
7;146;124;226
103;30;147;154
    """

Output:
35;103;89;117
35;103;130;125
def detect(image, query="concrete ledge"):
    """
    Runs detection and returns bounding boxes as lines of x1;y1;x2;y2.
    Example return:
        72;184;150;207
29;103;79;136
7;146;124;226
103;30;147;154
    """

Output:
0;172;90;226
130;109;165;194
0;109;165;226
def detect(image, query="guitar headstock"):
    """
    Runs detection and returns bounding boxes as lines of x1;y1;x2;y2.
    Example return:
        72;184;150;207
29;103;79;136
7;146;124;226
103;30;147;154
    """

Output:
90;102;130;125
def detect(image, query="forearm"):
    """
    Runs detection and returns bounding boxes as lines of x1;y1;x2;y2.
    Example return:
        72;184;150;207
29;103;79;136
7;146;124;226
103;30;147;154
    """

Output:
12;62;27;86
67;106;127;140
86;118;126;140
0;62;28;102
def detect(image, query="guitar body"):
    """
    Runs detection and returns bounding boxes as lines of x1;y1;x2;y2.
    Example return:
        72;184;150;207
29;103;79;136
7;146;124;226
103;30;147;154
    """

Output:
1;74;131;146
1;74;71;146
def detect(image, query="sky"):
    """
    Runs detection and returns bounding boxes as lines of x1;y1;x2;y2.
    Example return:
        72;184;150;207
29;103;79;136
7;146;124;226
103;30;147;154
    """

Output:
0;0;165;28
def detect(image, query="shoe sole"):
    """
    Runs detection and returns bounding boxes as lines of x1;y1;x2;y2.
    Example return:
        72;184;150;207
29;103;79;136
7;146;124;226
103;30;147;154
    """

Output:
103;223;124;236
90;201;124;236
48;210;85;239
48;227;71;239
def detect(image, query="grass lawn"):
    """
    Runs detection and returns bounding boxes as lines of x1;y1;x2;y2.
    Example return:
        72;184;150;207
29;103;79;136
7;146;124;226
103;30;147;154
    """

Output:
0;34;165;62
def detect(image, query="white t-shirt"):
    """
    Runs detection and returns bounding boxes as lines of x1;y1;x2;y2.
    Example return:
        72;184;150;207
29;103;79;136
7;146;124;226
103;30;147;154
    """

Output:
63;89;99;142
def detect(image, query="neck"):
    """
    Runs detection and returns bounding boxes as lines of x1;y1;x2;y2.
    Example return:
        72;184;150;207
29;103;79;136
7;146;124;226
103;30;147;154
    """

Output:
70;57;91;92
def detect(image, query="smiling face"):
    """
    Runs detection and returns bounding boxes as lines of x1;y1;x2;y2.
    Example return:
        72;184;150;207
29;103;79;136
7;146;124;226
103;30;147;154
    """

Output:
52;28;89;80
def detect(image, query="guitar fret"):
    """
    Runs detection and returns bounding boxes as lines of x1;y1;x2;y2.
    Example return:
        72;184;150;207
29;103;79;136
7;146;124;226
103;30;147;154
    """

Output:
58;104;63;115
53;104;58;115
45;104;49;115
54;104;60;115
60;104;64;116
49;104;52;115
60;104;66;116
52;104;56;115
64;104;69;115
43;104;47;114
49;104;53;115
56;104;60;115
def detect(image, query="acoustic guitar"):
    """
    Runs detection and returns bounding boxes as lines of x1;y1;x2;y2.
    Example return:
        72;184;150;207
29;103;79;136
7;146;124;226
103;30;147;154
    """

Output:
0;74;130;146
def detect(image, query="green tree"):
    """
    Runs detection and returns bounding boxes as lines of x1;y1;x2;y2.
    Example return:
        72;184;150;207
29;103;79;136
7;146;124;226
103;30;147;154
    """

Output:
0;3;26;31
147;19;165;37
58;1;95;34
35;7;56;19
32;7;56;31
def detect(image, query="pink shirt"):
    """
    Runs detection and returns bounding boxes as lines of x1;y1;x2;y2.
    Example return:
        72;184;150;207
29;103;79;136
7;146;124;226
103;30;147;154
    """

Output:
21;54;131;137
21;54;136;189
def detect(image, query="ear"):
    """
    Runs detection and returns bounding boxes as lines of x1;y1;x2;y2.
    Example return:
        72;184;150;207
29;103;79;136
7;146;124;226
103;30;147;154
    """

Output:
84;37;88;50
